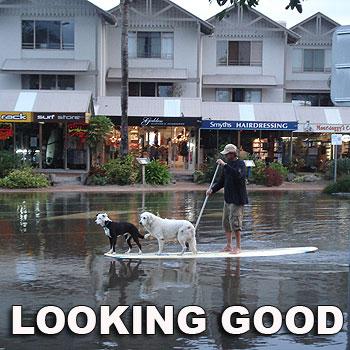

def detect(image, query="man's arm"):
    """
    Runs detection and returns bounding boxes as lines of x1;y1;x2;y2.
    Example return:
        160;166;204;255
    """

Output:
210;170;224;194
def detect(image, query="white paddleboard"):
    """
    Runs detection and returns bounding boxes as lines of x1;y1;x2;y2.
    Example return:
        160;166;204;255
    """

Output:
104;247;318;260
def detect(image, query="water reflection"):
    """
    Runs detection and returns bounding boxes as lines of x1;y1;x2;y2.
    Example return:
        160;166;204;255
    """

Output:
0;191;348;349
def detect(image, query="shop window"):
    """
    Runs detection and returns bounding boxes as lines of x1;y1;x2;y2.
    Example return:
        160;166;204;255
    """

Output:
217;40;262;66
22;75;75;90
22;20;74;50
42;124;64;169
232;89;244;102
129;31;173;59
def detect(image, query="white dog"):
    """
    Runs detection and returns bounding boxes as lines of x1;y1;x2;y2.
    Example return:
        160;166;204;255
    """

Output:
139;212;197;255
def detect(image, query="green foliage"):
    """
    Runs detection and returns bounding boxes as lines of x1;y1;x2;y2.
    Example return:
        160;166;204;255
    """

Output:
323;176;350;194
0;167;50;189
269;162;288;179
193;156;219;184
86;166;108;186
0;150;21;178
251;160;266;185
103;155;138;185
144;160;171;185
87;116;114;149
325;159;350;180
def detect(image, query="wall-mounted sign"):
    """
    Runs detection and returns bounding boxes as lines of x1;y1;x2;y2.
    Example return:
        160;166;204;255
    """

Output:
201;120;298;131
331;134;343;146
0;112;33;123
34;113;87;123
108;116;200;127
299;123;350;133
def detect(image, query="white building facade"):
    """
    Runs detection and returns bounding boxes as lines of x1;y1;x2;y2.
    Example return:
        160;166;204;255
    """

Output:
0;0;349;175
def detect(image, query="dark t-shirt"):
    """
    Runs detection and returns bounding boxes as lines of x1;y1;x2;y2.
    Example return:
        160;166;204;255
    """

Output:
211;159;248;205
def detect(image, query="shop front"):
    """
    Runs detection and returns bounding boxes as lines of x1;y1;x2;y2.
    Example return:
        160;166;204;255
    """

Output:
0;90;93;172
104;116;200;171
293;106;350;171
200;102;298;166
96;96;202;171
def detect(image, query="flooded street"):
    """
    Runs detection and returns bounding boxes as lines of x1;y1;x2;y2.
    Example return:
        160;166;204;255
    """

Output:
0;191;349;350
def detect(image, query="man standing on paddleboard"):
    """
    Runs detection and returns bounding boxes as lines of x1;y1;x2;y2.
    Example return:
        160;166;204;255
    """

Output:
207;144;248;254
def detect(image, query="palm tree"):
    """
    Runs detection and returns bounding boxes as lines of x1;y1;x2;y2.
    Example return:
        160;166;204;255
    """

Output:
120;0;129;156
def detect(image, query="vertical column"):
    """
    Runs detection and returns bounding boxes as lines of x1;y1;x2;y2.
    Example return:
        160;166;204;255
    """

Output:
64;123;68;170
39;123;43;169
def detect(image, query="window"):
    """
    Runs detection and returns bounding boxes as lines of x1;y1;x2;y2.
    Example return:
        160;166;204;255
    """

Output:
22;75;75;90
292;93;333;106
217;41;262;66
292;48;330;73
215;88;262;102
129;31;173;59
22;20;74;50
129;82;174;97
216;89;231;102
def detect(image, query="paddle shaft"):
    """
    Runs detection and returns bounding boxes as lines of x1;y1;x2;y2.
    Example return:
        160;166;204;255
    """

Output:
195;164;220;231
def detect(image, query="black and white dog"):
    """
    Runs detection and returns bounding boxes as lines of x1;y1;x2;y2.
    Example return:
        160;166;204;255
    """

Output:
95;213;144;255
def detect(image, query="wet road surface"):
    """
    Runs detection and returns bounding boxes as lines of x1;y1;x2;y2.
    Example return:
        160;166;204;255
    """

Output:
0;191;349;349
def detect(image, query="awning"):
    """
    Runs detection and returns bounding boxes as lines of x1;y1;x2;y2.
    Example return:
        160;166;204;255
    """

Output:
201;102;298;131
295;106;350;133
0;90;93;113
202;74;277;87
285;80;330;92
107;68;188;81
1;59;92;74
95;96;201;126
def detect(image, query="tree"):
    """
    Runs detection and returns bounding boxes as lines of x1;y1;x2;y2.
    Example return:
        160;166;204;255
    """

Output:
120;0;130;156
212;0;303;13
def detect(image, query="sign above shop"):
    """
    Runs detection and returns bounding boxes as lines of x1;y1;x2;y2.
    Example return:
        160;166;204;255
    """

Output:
300;122;350;133
201;120;298;131
109;116;200;127
0;112;33;123
34;113;87;123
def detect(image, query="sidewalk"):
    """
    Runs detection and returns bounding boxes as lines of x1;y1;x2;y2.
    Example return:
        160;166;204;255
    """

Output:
0;181;328;194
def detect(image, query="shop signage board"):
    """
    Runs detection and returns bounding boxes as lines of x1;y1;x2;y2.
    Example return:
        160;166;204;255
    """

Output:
34;113;87;123
201;120;298;131
0;112;33;123
300;122;350;133
109;116;201;127
331;134;342;145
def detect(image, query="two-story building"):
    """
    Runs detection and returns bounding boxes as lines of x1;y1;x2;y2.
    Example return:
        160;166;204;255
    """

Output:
0;0;116;174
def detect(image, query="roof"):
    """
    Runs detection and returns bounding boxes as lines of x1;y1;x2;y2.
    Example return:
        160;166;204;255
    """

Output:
108;0;214;35
0;90;93;113
202;102;297;122
203;74;277;87
207;5;300;44
290;12;340;31
107;68;188;81
1;59;92;74
86;1;117;25
95;96;201;118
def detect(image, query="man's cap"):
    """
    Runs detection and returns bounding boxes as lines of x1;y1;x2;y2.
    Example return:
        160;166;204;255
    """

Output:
220;144;238;155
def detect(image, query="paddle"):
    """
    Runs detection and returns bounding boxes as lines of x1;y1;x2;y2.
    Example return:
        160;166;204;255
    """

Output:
195;164;220;231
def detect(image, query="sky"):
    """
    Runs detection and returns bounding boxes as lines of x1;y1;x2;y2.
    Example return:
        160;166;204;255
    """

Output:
88;0;349;28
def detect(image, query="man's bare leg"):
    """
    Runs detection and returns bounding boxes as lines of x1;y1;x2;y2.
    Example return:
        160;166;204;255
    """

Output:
230;230;241;254
223;231;233;251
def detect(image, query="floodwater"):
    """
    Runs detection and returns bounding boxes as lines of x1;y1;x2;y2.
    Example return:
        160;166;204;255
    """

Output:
0;190;349;350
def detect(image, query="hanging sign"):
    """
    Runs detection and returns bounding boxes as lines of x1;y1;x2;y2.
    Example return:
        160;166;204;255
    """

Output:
331;134;343;145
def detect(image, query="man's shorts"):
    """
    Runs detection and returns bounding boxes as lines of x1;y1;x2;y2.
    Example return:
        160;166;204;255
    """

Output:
222;202;244;232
